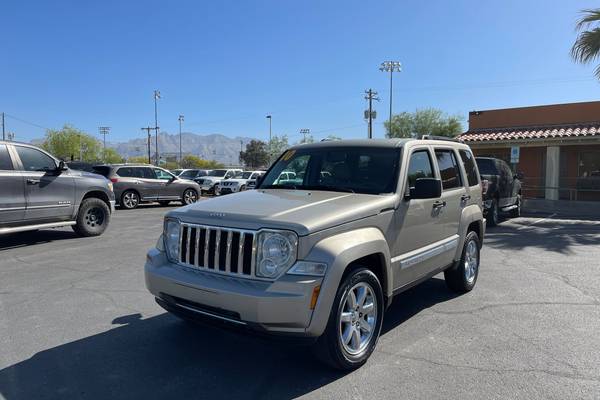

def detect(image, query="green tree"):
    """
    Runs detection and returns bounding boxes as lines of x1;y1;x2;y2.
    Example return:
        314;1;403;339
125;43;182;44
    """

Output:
42;124;101;161
385;108;463;138
240;140;269;168
102;148;124;164
127;155;150;164
180;155;224;169
269;134;290;162
571;9;600;78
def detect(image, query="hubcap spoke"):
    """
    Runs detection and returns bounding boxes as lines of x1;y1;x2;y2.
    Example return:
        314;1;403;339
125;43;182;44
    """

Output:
339;281;378;355
361;302;374;314
340;312;353;322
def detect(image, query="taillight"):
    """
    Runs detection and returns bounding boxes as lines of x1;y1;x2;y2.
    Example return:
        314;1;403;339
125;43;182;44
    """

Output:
481;179;489;196
110;178;119;183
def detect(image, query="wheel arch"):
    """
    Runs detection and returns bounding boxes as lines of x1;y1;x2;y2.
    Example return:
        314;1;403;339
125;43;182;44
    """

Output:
456;205;485;260
304;227;392;337
81;190;111;213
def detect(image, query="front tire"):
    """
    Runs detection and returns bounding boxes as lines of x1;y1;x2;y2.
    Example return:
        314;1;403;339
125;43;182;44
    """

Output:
314;267;384;370
182;188;198;205
487;198;499;226
72;198;110;237
444;231;480;293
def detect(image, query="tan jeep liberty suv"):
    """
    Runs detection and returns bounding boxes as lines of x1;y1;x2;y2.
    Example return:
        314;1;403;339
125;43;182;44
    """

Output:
144;138;485;370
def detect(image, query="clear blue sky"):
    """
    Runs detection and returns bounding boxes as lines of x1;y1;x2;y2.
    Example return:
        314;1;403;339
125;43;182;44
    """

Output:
2;0;600;144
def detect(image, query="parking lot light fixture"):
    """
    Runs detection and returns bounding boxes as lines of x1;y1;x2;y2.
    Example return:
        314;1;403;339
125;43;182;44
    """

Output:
379;61;402;135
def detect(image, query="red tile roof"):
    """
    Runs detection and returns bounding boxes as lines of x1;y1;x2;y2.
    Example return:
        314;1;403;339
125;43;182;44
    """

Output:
459;123;600;142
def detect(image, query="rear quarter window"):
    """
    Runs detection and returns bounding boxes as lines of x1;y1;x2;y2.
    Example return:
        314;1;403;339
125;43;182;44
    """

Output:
92;166;111;177
0;145;13;170
476;158;498;175
459;150;479;186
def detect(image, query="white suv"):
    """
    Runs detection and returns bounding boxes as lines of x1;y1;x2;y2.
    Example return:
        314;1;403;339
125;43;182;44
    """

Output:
219;171;264;194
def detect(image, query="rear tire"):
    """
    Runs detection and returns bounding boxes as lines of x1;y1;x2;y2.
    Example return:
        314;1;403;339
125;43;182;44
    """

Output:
182;189;198;205
444;231;480;293
121;190;140;209
72;198;110;237
313;267;384;370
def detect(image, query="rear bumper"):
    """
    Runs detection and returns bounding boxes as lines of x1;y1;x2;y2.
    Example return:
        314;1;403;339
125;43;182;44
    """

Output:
144;248;323;336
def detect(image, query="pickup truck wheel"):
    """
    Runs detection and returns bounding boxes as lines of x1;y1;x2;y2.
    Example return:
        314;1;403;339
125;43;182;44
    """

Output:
72;198;110;237
487;199;499;226
444;231;480;293
121;190;139;209
182;189;198;205
314;267;384;370
510;195;521;218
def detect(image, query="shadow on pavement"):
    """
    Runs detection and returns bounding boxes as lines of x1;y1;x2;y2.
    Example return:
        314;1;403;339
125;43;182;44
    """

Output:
0;278;457;400
484;217;600;255
0;229;80;251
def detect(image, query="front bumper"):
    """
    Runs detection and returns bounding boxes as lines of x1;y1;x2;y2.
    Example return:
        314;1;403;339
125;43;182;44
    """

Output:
145;248;323;336
219;186;239;194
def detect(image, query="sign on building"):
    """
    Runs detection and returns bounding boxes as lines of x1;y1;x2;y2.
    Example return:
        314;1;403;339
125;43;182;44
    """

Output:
510;146;520;164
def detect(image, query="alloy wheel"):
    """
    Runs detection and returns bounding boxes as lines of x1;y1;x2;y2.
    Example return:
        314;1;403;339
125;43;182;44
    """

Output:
464;239;479;284
338;282;378;355
183;190;198;205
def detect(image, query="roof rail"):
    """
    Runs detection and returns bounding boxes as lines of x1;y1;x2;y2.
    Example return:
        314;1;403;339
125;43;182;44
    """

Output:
421;135;461;142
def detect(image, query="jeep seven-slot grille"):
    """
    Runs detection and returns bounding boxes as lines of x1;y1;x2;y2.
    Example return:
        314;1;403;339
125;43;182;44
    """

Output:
179;224;256;277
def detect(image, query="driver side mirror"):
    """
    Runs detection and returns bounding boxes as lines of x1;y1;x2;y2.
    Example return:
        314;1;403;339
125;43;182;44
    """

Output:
514;172;524;180
408;178;442;199
56;160;68;172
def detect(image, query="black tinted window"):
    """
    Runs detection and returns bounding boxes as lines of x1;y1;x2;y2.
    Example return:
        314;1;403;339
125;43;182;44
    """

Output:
0;145;13;170
407;150;434;188
117;167;134;177
459;150;479;186
92;166;111;177
476;158;498;175
435;149;462;190
15;146;56;171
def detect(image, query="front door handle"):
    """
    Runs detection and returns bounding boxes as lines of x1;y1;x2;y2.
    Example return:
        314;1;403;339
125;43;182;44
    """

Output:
27;179;40;185
433;200;446;209
461;194;471;201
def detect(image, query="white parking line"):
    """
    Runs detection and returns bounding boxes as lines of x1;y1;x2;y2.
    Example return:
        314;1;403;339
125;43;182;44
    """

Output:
518;213;557;230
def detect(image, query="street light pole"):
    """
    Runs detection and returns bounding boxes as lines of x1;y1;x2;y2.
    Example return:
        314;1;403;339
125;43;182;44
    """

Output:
379;61;402;136
153;90;161;165
178;114;184;166
98;126;111;162
266;115;272;159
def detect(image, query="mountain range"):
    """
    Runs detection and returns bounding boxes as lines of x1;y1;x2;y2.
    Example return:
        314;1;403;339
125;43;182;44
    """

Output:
108;132;254;165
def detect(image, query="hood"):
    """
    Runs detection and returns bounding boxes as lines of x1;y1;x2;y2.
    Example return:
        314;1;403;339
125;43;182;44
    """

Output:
168;189;398;236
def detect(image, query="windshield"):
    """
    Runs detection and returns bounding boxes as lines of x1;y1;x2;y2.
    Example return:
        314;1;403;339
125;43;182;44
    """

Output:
179;170;198;178
208;169;227;177
259;147;401;195
172;169;183;175
476;159;498;175
242;172;252;179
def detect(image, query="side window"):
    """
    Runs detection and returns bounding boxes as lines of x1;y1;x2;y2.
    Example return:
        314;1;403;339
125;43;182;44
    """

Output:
0;145;14;170
224;171;233;179
140;167;157;179
154;168;173;180
459;149;479;186
435;149;462;190
15;146;56;172
406;150;434;189
117;167;133;177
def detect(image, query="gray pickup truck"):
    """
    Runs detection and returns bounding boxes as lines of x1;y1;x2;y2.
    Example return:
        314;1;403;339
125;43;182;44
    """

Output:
0;141;115;236
145;138;485;369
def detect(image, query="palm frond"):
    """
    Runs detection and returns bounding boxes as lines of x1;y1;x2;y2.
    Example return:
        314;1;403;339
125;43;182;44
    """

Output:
575;9;600;31
571;27;600;63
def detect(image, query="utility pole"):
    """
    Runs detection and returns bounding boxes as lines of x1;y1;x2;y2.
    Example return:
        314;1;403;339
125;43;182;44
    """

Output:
98;126;111;162
1;112;4;141
178;114;184;166
379;61;402;135
153;90;161;165
239;140;244;166
141;127;154;164
300;128;310;143
364;89;379;139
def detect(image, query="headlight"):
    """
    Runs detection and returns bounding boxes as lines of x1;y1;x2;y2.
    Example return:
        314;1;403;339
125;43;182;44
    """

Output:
164;218;181;262
256;230;298;278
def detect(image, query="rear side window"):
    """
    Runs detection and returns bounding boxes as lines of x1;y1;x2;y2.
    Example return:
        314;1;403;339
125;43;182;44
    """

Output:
476;158;498;175
117;167;133;177
459;150;479;186
15;146;56;172
435;149;462;190
0;145;13;170
92;166;111;177
406;150;434;189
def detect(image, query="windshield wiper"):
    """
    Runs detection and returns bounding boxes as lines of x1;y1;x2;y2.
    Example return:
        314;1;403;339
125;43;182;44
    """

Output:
300;185;355;193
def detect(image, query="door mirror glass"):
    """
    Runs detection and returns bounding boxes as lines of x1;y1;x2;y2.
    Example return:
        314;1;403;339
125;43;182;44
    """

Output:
57;160;67;171
514;171;524;180
410;178;442;199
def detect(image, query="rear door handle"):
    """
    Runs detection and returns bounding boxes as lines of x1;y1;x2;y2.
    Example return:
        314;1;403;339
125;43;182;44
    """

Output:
461;194;471;201
433;200;446;209
27;179;40;185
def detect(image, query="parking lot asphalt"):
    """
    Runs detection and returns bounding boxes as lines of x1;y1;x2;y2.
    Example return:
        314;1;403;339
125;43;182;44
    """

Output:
0;205;599;400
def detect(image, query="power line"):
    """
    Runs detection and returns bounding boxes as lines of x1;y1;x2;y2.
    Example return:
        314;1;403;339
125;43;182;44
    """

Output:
3;113;52;131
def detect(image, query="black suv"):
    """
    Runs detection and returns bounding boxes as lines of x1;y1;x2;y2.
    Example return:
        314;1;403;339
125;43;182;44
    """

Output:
92;164;201;209
476;157;523;226
0;141;115;236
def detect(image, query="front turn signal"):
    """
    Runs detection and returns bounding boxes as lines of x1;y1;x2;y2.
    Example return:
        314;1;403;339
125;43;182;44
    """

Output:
310;285;321;310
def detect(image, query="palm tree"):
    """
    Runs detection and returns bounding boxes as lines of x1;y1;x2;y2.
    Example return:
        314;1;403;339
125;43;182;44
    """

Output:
571;9;600;78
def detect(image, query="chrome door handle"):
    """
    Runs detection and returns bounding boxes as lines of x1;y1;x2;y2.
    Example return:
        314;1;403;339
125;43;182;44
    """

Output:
433;200;446;209
27;179;40;185
461;194;471;201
